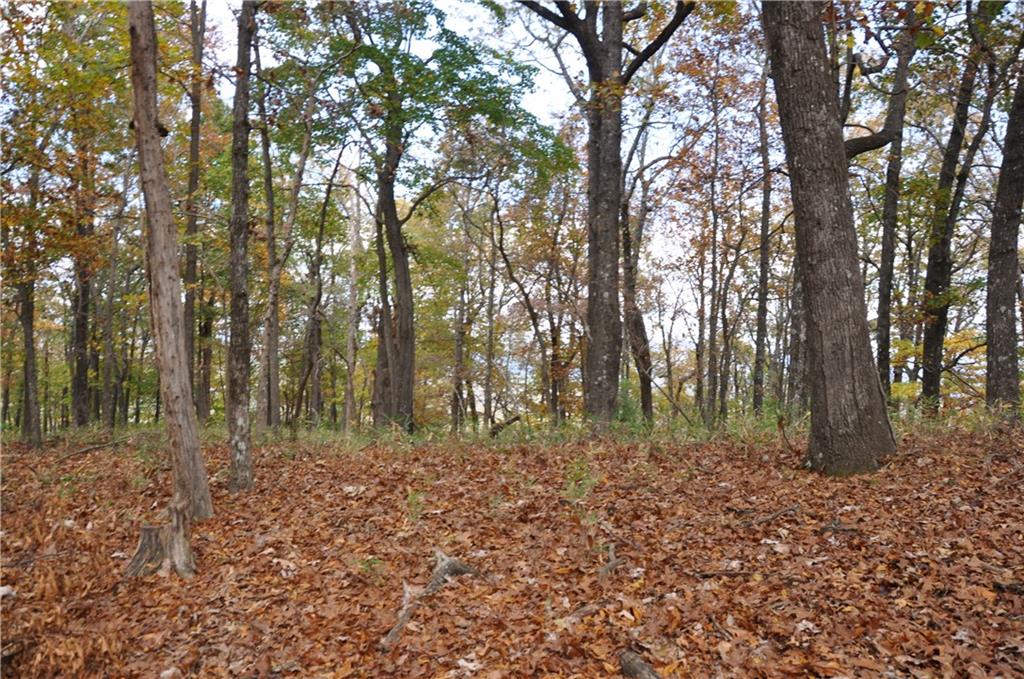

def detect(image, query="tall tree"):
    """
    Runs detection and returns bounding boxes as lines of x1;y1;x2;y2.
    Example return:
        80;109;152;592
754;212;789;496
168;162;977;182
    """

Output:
752;60;772;415
520;0;695;427
986;70;1023;415
763;0;895;475
183;0;206;405
227;0;257;492
127;0;213;523
920;1;1002;411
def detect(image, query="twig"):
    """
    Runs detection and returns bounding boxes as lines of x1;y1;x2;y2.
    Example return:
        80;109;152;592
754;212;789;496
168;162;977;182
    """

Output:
817;519;860;535
598;543;627;579
743;504;800;528
692;570;750;579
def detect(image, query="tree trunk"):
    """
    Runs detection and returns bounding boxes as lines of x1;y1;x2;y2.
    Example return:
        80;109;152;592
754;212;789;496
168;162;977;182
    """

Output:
253;36;275;435
101;222;119;430
582;14;625;428
986;71;1023;414
128;0;213;520
226;0;256;492
183;0;206;405
876;131;904;399
17;281;42;447
752;63;772;416
344;167;362;431
258;82;315;431
376;130;415;431
195;287;213;423
763;0;895;476
71;157;92;428
622;196;653;427
920;2;1000;411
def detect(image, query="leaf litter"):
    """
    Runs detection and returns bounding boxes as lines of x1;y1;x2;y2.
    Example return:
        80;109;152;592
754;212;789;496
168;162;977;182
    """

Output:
1;428;1022;677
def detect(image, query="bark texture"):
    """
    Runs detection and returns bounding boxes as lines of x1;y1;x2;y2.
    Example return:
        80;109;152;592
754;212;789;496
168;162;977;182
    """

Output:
128;0;213;520
226;1;256;492
986;71;1024;414
763;0;895;476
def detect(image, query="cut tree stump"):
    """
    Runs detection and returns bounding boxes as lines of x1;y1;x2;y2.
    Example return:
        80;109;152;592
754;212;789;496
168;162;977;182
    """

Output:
125;499;195;579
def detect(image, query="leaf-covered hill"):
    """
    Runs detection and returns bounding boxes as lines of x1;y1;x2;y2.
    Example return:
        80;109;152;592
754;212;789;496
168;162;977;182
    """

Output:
2;428;1022;676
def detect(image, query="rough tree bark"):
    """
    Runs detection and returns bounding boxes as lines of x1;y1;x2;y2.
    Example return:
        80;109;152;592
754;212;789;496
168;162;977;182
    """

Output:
763;0;895;476
127;0;213;522
520;0;695;428
226;0;257;492
986;71;1023;415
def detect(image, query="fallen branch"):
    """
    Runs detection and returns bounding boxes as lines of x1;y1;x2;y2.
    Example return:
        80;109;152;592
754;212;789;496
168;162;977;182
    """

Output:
692;570;750;579
817;519;860;535
619;650;662;679
57;437;129;464
379;549;476;650
994;581;1024;596
743;504;800;528
598;543;627;579
489;414;521;438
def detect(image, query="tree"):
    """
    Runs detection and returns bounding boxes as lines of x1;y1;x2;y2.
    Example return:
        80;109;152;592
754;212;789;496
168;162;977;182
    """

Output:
227;0;257;492
986;70;1023;415
920;1;1003;411
763;0;895;475
127;0;213;524
519;0;695;427
182;0;206;407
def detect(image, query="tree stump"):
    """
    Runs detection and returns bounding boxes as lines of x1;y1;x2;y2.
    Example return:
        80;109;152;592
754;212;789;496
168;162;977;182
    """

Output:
125;500;195;578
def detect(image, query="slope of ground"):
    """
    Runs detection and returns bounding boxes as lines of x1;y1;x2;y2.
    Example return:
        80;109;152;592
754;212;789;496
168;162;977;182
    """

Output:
2;427;1022;677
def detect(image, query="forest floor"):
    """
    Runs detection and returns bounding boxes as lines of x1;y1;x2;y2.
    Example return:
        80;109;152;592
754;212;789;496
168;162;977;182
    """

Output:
1;425;1023;678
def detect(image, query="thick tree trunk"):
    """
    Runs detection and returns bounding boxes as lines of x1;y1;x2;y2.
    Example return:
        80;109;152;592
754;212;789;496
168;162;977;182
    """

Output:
183;0;206;403
986;72;1024;414
226;0;256;492
128;0;213;520
752;64;772;415
920;2;999;411
451;284;467;434
763;0;895;475
583;40;624;427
